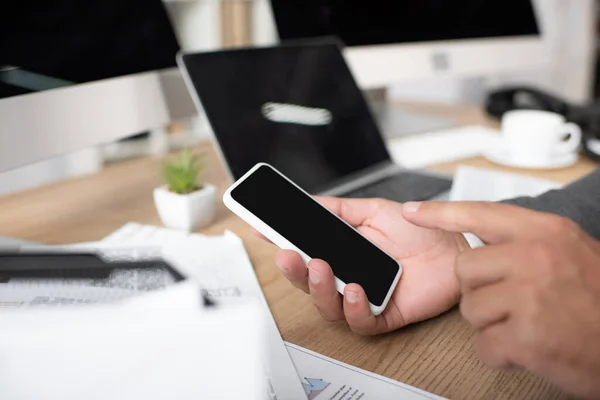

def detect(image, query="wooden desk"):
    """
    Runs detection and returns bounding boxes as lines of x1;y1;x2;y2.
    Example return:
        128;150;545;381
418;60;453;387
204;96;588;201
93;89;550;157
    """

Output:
0;103;595;399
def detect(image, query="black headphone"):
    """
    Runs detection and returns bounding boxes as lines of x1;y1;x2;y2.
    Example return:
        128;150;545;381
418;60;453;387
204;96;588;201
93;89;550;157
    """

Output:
485;86;600;161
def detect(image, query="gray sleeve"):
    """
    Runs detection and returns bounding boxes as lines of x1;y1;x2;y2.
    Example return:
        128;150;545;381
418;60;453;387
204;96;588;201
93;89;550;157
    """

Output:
502;168;600;240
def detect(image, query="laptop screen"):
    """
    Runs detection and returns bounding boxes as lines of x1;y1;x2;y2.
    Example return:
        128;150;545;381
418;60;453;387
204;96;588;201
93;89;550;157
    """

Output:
180;43;391;193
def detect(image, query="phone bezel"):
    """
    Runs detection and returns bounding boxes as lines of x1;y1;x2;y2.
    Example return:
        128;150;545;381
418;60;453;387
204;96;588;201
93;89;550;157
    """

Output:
223;162;402;316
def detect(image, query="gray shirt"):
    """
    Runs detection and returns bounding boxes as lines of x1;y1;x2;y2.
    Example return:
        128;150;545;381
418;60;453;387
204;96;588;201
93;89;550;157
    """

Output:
505;168;600;240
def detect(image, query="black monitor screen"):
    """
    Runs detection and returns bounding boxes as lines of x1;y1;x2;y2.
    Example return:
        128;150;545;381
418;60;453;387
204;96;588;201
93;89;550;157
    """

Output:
270;1;540;47
181;43;391;194
0;0;180;99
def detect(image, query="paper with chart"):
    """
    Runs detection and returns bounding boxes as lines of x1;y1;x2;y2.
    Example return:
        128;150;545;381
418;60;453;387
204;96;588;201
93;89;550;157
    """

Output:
285;343;445;400
102;223;307;400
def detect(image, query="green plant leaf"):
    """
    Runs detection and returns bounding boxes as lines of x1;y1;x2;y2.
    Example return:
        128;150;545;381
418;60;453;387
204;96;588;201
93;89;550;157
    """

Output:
162;148;205;194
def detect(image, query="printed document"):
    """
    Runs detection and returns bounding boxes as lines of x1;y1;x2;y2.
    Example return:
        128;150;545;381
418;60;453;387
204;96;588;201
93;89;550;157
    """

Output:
286;343;445;400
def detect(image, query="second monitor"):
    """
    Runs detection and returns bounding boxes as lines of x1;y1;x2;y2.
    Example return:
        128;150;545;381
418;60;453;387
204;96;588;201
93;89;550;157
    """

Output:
268;1;548;136
269;0;546;88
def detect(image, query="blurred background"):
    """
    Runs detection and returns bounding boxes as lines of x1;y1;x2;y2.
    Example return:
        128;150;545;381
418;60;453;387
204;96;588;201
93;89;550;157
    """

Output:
0;0;597;195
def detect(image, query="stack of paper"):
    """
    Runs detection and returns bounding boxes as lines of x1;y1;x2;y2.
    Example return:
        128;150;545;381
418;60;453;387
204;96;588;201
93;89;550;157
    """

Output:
0;282;265;400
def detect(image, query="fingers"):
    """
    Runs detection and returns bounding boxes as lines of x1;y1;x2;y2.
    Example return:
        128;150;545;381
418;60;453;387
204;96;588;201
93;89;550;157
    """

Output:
275;250;309;293
307;259;344;321
460;283;513;330
476;322;520;369
315;196;386;227
402;201;546;244
277;253;389;335
275;254;345;322
342;284;389;335
455;244;518;292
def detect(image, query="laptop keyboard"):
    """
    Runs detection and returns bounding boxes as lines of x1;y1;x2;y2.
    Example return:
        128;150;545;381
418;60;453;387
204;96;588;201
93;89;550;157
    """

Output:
344;171;452;203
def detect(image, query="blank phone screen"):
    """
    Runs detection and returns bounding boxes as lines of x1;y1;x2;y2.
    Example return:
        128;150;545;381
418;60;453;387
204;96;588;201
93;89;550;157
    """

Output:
231;165;400;307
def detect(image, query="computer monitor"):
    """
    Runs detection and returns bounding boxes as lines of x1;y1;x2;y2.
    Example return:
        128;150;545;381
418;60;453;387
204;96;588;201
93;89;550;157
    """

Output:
0;0;185;173
266;1;548;135
268;1;547;88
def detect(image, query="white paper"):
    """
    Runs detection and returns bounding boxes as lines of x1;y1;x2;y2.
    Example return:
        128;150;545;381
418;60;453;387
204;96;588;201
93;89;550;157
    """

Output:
7;244;177;307
102;223;307;400
0;293;265;400
285;343;445;400
449;165;562;202
0;285;136;308
122;279;208;312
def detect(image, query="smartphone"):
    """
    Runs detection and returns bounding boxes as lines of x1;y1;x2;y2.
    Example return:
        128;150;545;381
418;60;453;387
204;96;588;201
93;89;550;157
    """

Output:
223;163;402;316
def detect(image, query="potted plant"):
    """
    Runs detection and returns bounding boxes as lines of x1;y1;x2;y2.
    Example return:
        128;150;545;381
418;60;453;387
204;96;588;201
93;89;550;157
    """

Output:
153;149;217;232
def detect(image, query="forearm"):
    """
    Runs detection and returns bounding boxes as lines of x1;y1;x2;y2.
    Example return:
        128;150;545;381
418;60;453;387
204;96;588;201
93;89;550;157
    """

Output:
503;168;600;241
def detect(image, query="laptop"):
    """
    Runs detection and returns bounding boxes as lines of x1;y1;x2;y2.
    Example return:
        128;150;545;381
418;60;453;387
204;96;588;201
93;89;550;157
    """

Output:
178;42;452;203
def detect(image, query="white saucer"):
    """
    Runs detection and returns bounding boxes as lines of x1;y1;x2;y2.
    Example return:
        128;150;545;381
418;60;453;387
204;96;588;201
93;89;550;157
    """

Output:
483;145;578;170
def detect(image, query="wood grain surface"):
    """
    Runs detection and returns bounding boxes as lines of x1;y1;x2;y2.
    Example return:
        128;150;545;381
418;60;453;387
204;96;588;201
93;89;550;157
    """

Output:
0;103;593;399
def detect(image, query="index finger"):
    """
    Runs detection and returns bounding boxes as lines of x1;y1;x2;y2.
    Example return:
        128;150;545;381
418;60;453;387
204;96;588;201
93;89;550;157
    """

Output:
402;201;546;244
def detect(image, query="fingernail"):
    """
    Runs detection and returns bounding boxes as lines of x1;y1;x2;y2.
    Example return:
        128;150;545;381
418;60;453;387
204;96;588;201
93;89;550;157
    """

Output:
403;202;422;213
346;291;359;304
309;267;321;284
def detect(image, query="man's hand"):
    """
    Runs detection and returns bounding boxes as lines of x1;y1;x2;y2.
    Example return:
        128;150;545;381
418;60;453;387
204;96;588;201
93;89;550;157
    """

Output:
403;201;600;399
252;197;469;335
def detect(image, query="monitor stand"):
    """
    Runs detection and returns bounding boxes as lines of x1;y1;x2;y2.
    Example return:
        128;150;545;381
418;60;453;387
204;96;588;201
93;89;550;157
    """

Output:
364;88;456;138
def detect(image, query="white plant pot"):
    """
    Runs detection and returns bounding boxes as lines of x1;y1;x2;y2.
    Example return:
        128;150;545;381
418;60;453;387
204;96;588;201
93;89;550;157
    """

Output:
153;183;217;232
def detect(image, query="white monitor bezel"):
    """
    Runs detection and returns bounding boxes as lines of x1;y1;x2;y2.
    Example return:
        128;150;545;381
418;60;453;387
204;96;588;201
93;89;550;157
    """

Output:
0;71;171;173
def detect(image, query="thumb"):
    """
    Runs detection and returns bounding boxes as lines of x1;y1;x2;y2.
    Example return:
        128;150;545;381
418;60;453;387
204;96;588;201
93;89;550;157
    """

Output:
402;201;539;244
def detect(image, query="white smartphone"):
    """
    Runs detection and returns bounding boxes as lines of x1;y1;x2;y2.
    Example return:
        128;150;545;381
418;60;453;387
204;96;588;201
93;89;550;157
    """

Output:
223;163;402;316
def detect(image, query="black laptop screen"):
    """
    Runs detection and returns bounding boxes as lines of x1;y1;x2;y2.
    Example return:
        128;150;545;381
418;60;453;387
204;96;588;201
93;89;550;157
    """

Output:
181;43;390;193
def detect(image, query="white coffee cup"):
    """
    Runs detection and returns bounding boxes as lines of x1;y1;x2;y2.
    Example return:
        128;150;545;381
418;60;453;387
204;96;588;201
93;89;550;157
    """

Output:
501;110;581;165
